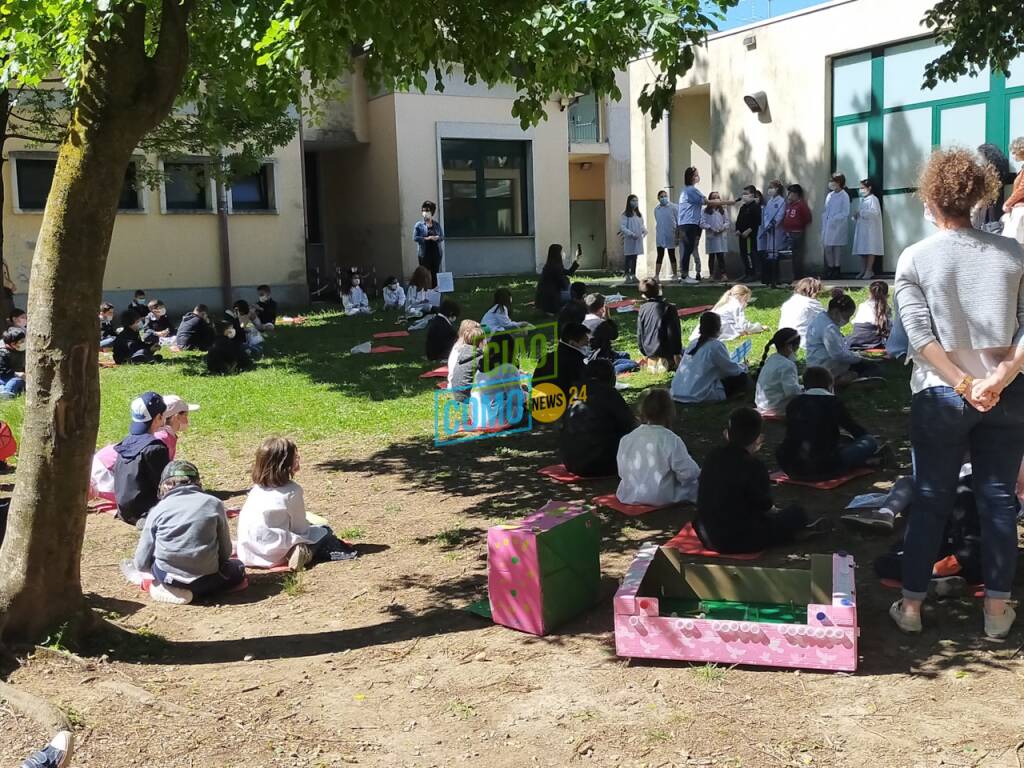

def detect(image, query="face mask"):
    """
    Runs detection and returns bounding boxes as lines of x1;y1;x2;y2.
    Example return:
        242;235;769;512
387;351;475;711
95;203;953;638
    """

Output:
658;196;668;206
828;183;838;192
225;328;237;339
12;343;25;352
741;194;752;203
859;189;868;198
352;280;360;287
136;298;146;305
422;211;431;221
258;294;269;302
579;345;592;357
628;200;638;210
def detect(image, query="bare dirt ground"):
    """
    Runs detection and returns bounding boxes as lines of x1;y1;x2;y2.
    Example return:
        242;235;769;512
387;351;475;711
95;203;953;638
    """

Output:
3;424;1024;768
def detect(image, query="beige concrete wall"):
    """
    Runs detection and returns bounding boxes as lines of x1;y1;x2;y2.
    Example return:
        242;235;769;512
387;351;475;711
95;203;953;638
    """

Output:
569;161;606;200
2;133;308;309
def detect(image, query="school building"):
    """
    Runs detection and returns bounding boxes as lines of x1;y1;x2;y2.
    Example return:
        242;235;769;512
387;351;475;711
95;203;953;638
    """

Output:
3;0;1022;310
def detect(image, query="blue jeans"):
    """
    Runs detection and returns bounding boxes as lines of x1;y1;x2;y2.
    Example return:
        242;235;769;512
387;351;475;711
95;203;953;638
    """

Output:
611;351;640;374
1;377;24;396
902;380;1024;600
838;435;879;470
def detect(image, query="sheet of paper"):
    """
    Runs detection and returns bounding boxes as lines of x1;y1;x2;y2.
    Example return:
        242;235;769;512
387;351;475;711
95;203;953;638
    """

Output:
436;272;454;293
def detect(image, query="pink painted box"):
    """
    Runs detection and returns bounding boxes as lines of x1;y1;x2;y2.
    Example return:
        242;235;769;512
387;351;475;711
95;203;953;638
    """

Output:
487;500;601;636
614;544;858;672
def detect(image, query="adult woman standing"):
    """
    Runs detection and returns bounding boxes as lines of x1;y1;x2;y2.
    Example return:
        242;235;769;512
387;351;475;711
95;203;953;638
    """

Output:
891;148;1024;639
619;194;647;283
821;173;851;279
676;167;707;283
413;200;444;287
535;243;579;315
1003;137;1024;245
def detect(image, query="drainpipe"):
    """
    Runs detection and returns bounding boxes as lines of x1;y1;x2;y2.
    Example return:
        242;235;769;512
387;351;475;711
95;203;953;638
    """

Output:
216;155;233;310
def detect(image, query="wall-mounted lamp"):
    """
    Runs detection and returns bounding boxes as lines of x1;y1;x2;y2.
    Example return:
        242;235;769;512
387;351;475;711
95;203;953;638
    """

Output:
743;34;757;50
743;91;768;113
580;162;593;171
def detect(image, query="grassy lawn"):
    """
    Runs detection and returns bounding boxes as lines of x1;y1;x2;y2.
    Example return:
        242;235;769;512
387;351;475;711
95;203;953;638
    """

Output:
0;275;909;458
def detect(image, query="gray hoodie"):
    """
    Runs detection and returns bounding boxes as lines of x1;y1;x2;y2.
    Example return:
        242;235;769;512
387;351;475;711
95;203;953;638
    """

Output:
134;485;231;583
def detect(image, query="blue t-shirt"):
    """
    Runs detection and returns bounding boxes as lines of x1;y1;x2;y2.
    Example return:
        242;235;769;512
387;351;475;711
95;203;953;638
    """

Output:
677;186;705;226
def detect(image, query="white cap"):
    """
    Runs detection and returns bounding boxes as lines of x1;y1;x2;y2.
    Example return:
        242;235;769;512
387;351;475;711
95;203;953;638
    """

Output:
162;395;200;420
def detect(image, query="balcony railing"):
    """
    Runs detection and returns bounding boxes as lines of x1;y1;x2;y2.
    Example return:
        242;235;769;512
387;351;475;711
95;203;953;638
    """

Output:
569;119;600;144
568;94;602;144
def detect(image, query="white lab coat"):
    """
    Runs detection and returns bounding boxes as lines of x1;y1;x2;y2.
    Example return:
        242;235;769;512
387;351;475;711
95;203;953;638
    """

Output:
778;294;824;348
755;353;803;416
616;424;700;506
689;297;762;342
822;190;852;247
654;202;679;248
852;194;884;255
701;207;731;254
343;286;371;315
481;304;525;332
671;338;746;404
805;312;862;377
236;482;328;568
619;213;647;256
383;284;406;309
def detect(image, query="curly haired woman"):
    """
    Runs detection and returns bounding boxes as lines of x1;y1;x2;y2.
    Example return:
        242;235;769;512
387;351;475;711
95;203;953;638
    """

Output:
891;148;1024;639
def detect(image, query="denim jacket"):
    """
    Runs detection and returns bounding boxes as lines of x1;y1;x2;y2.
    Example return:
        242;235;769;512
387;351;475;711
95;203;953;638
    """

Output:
413;220;445;261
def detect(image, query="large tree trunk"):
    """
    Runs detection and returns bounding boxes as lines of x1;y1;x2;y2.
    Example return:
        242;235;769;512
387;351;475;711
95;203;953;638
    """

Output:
0;0;192;645
0;88;13;323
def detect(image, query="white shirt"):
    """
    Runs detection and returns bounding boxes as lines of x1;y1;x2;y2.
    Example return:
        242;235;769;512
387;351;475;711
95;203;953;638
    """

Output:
852;194;884;256
671;338;745;403
481;304;525;332
616;424;700;506
822;189;851;247
583;313;604;333
806;312;862;376
755;353;803;416
851;297;887;327
383;284;405;308
689;298;762;342
343;286;370;314
778;294;824;348
236;482;328;568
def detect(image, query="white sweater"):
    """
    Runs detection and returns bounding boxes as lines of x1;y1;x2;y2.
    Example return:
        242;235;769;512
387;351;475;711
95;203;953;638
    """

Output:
616;424;700;506
236;482;328;568
481;304;525;332
689;298;762;342
778;294;824;347
671;339;745;403
755;353;803;416
805;312;862;376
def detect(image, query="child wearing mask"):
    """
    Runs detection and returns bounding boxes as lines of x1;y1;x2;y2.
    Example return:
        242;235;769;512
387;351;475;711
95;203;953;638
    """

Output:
255;284;278;326
533;322;591;399
127;289;149;317
342;273;372;315
425;300;459;361
619;194;647;283
114;392;171;526
636;278;683;373
653;189;679;281
848;280;891;350
583;293;639;374
735;186;761;282
481;287;529;332
758;180;787;288
754;328;803;417
207;321;253;375
226;300;263;358
144;299;176;338
701;192;732;281
691;284;764;342
805;293;871;385
777;366;880;481
616;388;700;506
406;266;437;315
696;407;816;553
783;184;813;280
0;328;26;398
672;312;750;404
852;178;884;279
113;309;161;364
99;302;116;348
133;460;245;604
176;304;216;351
822;173;851;279
7;308;26;330
382;276;406;310
237;437;357;571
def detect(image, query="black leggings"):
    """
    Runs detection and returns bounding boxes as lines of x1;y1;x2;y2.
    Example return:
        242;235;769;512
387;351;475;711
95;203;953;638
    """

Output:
680;224;703;276
656;246;677;278
738;234;756;275
722;372;751;399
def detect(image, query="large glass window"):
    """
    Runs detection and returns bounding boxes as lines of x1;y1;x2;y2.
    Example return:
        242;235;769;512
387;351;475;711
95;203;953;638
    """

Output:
938;102;986;150
1007;54;1024;89
884;38;988;108
15;156;141;212
883;108;932;189
832;52;872;118
230;163;276;212
441;139;530;237
834;122;869;183
164;161;211;211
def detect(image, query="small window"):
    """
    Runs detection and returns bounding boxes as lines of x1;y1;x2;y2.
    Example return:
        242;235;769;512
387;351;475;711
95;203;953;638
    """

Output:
15;157;143;212
230;163;276;212
164;162;211;211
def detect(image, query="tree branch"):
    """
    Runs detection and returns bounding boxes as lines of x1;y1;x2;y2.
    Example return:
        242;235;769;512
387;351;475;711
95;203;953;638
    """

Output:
3;131;56;144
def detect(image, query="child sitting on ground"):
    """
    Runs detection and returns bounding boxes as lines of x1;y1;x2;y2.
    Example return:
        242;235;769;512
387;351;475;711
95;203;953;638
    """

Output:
112;309;161;365
0;328;26;398
127;289;148;318
616;388;700;506
671;312;750;404
778;278;824;347
207;320;253;375
481;287;529;332
583;293;639;374
144;299;176;338
805;293;873;385
696;407;817;554
226;300;263;359
560;359;637;478
255;284;278;326
533;322;591;399
342;273;372;315
690;284;765;342
754;328;803;417
114;392;171;526
99;302;116;348
7;307;26;330
406;266;437;316
176;304;215;351
425;300;459;362
776;366;880;481
557;282;588;329
382;276;406;310
237;437;357;571
848;280;892;351
636;277;682;373
447;320;485;397
133;460;245;604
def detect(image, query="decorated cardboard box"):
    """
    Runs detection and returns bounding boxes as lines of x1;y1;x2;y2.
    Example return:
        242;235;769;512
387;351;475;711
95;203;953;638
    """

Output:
614;544;858;672
487;501;600;636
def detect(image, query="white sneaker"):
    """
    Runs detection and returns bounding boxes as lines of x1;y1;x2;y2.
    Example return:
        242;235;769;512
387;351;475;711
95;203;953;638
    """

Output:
288;543;314;571
22;730;73;768
984;605;1016;640
149;582;193;605
683;276;697;284
889;599;922;633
